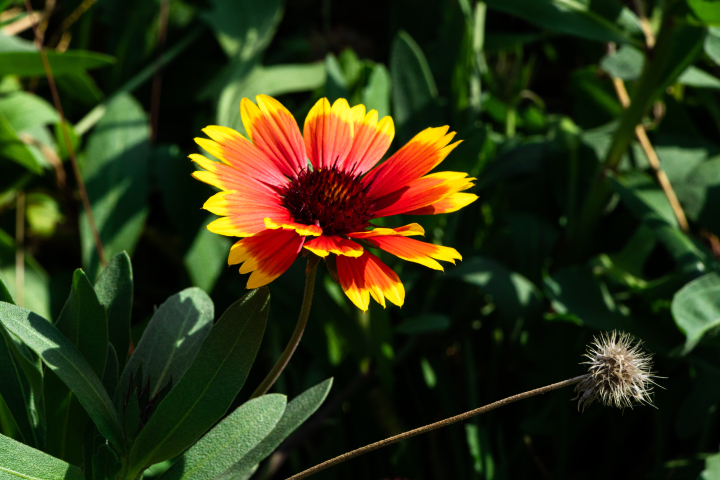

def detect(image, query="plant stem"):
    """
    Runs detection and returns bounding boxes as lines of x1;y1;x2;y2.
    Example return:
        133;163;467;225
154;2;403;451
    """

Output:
250;262;318;399
286;375;586;480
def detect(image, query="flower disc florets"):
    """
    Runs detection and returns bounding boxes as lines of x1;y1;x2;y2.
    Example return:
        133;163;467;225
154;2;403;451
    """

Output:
281;166;376;236
574;331;657;411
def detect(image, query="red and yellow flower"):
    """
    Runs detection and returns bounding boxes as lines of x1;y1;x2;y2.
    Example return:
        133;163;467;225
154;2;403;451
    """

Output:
192;95;477;311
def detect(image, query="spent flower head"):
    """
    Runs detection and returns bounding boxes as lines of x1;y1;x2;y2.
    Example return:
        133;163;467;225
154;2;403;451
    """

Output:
573;331;658;412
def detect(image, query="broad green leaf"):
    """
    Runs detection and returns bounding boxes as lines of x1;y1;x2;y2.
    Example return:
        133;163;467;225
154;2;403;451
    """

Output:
118;287;213;400
687;0;720;26
217;63;325;133
94;252;133;369
610;172;709;273
324;54;350;103
201;0;283;59
484;0;641;45
699;446;720;480
678;66;720;89
43;269;109;464
80;93;150;279
390;31;440;143
362;64;391;119
674;156;720;234
653;24;706;98
0;433;84;480
0;91;59;132
672;272;720;354
706;27;720;65
91;444;122;480
55;71;104;106
0;303;124;452
214;378;333;480
127;288;269;474
544;266;623;330
600;44;644;80
158;394;287;480
0;35;115;77
0;111;42;174
103;344;119;399
450;257;543;321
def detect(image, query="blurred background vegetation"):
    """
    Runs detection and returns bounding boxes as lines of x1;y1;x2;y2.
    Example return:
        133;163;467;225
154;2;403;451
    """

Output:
2;0;720;478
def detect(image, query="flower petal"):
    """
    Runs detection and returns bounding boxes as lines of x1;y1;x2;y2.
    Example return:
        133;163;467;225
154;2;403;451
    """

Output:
366;236;462;271
347;223;425;239
363;126;460;199
345;105;394;175
207;208;293;237
372;172;475;218
193;126;288;187
264;218;322;237
336;252;405;311
227;229;304;289
404;192;479;215
241;95;306;177
304;98;354;170
303;235;364;257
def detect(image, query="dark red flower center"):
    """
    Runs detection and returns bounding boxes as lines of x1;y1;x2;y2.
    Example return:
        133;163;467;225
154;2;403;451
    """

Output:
281;167;375;236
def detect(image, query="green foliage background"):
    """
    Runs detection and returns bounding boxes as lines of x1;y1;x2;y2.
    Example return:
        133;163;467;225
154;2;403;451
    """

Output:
1;0;720;478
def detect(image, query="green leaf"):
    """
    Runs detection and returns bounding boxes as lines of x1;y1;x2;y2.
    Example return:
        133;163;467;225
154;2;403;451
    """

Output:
0;433;85;480
544;266;623;330
217;63;326;133
390;31;440;143
610;172;709;273
94;252;133;369
80;93;150;279
118;287;213;401
706;27;720;65
0;229;51;320
678;66;720;89
103;343;119;399
91;444;121;480
484;0;641;45
158;394;287;480
0;303;124;452
699;445;720;479
55;71;104;106
672;272;720;354
687;0;720;26
44;269;108;464
0;111;42;174
450;257;543;321
0;324;40;447
213;378;333;480
0;35;114;77
201;0;283;59
126;288;269;474
362;64;391;119
600;44;644;80
0;91;59;132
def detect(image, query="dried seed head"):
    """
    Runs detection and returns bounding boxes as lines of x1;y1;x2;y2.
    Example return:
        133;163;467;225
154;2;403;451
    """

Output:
573;331;658;412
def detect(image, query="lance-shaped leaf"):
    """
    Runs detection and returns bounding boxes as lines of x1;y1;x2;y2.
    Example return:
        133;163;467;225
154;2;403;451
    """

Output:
117;287;213;401
158;394;287;480
0;433;85;480
126;288;269;476
0;277;43;448
0;303;124;452
214;378;334;480
94;252;133;369
44;269;108;464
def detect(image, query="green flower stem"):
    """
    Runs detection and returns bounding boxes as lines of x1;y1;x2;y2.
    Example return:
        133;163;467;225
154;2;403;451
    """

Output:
570;14;678;256
250;261;318;399
286;375;586;480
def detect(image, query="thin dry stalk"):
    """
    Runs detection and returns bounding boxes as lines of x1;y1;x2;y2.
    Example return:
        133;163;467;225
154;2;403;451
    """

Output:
611;77;690;232
23;0;107;266
47;0;98;47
